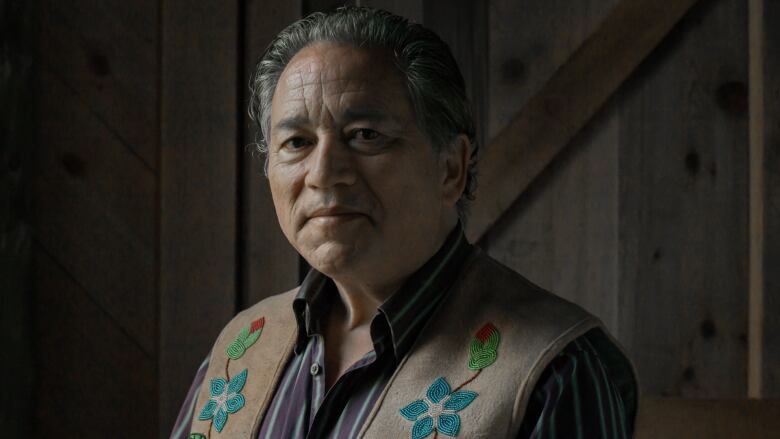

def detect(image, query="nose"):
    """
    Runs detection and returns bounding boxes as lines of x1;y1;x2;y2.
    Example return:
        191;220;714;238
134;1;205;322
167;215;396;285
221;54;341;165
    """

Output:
304;133;357;189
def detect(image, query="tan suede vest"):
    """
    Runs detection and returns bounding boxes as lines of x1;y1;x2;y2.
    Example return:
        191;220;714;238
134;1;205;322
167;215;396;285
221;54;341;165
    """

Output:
188;249;632;438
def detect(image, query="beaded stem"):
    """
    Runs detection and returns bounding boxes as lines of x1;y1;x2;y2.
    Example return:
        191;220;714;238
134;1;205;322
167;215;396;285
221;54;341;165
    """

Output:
453;369;482;393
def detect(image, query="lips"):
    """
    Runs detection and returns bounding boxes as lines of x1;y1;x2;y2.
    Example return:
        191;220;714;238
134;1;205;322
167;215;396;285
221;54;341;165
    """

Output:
304;205;369;226
308;206;363;218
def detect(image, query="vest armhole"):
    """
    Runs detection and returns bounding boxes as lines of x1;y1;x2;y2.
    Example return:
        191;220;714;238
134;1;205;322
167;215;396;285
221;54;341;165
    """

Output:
508;316;602;435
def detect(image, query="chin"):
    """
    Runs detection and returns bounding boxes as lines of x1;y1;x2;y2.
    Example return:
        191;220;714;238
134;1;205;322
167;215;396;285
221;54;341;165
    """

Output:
301;240;362;277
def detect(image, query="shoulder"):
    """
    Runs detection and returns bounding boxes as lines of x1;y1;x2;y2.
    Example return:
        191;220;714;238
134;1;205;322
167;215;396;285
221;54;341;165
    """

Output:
235;287;300;321
454;251;639;428
210;287;301;351
463;249;599;334
520;328;639;437
553;328;638;405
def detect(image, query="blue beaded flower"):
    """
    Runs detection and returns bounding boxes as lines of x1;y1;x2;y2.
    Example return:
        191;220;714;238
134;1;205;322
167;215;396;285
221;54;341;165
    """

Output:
399;377;478;438
197;368;248;432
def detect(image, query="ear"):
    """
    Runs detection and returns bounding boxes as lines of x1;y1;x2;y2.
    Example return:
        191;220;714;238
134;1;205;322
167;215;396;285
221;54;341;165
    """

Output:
439;134;471;208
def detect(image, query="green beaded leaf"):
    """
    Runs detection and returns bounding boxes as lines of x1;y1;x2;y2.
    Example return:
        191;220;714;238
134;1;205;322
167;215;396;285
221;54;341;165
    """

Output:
226;339;246;360
224;317;265;360
244;327;262;349
236;325;250;343
467;323;501;370
225;325;249;359
189;433;206;439
468;339;498;370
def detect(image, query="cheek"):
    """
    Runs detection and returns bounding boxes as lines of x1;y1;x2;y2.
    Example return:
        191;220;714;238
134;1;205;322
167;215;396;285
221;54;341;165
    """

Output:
368;159;441;217
268;167;303;229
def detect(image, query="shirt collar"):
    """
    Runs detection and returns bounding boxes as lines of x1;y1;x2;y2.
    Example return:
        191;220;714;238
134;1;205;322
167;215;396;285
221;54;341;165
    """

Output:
292;222;474;360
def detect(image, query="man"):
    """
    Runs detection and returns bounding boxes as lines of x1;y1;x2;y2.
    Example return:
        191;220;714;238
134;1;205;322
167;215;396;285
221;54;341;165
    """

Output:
172;6;637;439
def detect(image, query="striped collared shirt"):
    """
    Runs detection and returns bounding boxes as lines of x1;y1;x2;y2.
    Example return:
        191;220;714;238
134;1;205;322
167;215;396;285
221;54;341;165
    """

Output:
170;223;635;438
256;223;473;438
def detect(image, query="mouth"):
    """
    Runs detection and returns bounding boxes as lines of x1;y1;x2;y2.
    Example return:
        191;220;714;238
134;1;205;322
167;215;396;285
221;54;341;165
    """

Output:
306;206;368;226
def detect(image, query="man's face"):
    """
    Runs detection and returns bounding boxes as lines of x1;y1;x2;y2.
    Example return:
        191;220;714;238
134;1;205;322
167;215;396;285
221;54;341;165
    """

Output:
267;42;458;287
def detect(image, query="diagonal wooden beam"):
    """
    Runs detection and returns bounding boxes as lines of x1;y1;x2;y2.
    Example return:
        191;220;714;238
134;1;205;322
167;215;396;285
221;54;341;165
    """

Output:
466;0;700;242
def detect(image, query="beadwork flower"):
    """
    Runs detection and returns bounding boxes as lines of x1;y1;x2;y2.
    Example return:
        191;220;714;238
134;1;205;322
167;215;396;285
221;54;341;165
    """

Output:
399;377;478;438
197;369;248;432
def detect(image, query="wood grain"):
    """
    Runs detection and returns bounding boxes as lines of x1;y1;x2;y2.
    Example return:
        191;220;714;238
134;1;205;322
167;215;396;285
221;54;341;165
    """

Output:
305;0;353;13
39;0;159;170
160;1;239;433
484;106;623;335
759;0;780;397
481;0;621;336
635;398;780;438
34;250;157;437
485;0;617;140
1;0;35;435
618;0;749;396
34;0;161;435
360;0;422;23
36;70;157;355
466;0;700;242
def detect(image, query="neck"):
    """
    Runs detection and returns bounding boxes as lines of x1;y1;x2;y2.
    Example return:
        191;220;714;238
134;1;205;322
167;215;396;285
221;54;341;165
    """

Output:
331;277;399;329
330;215;458;329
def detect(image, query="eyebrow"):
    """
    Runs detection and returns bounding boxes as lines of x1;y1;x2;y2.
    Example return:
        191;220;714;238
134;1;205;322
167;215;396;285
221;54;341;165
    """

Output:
342;107;389;123
272;107;398;135
273;116;310;133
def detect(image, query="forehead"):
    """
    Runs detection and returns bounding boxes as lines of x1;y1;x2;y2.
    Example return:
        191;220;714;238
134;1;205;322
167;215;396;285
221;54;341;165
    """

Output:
272;43;411;120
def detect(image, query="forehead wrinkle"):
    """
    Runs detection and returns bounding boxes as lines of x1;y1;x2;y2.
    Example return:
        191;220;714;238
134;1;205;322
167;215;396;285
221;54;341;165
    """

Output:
275;44;414;131
288;62;355;127
278;76;308;120
280;64;324;127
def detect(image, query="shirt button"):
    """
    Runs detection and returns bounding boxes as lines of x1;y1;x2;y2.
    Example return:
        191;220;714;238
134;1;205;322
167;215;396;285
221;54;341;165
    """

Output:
310;362;321;376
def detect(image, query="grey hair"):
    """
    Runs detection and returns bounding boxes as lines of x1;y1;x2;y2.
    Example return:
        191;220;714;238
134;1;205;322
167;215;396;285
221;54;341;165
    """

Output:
248;6;479;220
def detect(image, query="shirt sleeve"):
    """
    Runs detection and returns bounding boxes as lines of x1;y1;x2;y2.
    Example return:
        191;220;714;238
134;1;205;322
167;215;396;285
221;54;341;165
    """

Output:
169;356;211;439
517;331;635;439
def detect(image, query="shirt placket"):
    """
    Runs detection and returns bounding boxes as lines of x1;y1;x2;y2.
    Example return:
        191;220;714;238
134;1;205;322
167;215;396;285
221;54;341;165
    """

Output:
309;335;326;419
305;336;381;439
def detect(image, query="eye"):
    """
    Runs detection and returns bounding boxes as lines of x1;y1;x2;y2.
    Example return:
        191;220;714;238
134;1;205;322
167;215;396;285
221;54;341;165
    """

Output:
353;128;380;141
346;128;391;153
282;136;312;150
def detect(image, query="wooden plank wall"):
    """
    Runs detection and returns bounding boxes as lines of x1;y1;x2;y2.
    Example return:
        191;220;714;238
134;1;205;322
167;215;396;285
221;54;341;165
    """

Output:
35;0;159;436
159;1;239;435
619;0;748;397
362;0;421;22
481;0;623;336
480;0;752;399
759;0;780;397
636;399;780;438
1;0;35;436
